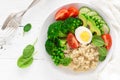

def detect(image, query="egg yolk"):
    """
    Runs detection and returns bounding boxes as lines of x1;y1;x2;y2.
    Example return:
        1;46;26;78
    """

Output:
80;31;90;42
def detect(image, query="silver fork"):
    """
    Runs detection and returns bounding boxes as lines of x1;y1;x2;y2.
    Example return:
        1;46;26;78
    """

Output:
1;0;40;30
0;0;40;46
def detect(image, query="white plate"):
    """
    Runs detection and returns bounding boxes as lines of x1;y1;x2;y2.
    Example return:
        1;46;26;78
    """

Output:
39;3;117;80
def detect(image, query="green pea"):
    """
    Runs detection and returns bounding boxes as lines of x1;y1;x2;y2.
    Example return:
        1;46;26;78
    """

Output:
100;24;103;27
97;19;101;22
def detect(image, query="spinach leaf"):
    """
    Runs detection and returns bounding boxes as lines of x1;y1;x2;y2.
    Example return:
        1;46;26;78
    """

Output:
23;23;32;32
23;45;34;58
98;47;108;57
99;55;106;61
17;56;33;68
92;36;105;47
17;39;38;68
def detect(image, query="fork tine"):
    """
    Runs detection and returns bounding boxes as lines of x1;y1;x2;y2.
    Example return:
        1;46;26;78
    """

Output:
1;13;15;30
4;28;16;37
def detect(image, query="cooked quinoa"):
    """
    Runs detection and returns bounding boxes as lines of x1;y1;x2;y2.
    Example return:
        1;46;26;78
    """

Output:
64;44;99;72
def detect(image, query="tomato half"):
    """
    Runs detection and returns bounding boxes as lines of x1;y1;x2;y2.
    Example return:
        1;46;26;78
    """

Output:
67;33;80;49
102;34;112;50
55;8;69;20
68;6;79;17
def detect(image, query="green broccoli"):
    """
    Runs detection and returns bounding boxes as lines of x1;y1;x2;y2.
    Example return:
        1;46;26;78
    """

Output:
58;39;67;51
47;21;67;39
45;38;66;56
45;39;58;55
46;17;82;66
62;17;83;34
57;38;67;47
60;57;72;66
52;52;72;66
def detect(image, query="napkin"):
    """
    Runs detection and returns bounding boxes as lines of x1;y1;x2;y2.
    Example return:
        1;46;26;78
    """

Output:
90;0;120;80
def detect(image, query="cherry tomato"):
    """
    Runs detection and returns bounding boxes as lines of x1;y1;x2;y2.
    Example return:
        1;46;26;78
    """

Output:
55;8;69;20
68;6;79;17
102;34;112;50
67;33;80;49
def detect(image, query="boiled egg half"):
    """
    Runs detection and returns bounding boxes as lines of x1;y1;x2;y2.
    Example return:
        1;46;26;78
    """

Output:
75;26;92;45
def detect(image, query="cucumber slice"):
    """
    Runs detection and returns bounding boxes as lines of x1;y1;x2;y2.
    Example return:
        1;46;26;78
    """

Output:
79;7;91;14
93;16;102;20
87;11;98;17
101;24;110;34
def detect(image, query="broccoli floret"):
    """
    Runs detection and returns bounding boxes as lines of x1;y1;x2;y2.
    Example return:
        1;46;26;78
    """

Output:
51;52;71;66
60;57;72;66
58;39;66;47
62;17;83;34
45;38;66;55
45;39;58;55
57;39;67;51
45;39;72;66
47;21;67;39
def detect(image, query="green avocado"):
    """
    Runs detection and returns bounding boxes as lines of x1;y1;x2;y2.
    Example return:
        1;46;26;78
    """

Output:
78;14;87;27
87;19;101;36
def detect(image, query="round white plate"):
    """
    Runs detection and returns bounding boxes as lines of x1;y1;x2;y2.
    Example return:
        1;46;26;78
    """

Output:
39;2;117;80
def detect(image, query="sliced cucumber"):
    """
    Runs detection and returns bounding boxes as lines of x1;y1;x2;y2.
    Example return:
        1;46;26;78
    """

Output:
87;11;98;17
79;7;91;14
79;6;110;34
93;16;102;20
101;24;110;34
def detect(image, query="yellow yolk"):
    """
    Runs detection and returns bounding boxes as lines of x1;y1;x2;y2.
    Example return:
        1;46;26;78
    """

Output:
75;26;92;45
80;31;90;42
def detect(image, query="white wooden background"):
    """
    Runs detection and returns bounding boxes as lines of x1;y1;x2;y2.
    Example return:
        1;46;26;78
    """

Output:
0;0;120;80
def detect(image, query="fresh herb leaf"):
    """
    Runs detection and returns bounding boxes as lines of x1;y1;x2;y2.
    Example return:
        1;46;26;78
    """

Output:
98;47;108;57
99;55;106;61
17;56;33;68
92;36;105;47
17;38;38;68
23;45;35;58
23;23;32;32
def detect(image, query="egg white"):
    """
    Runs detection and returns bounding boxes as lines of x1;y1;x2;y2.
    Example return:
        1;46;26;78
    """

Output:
75;26;92;45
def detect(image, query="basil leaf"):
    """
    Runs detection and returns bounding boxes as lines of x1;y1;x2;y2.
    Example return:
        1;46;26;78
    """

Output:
17;56;33;68
99;55;106;61
23;45;34;58
98;47;108;57
92;36;105;47
23;23;32;32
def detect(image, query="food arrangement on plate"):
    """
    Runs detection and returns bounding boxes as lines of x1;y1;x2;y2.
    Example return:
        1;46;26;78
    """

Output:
45;6;112;72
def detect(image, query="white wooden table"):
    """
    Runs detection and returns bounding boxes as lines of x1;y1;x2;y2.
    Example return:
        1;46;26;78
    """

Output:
0;0;120;80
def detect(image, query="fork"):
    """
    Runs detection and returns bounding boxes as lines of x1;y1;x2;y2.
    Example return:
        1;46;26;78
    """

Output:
1;0;40;30
0;0;40;46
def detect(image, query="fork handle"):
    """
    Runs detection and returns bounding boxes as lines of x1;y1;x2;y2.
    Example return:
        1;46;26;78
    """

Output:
20;0;40;17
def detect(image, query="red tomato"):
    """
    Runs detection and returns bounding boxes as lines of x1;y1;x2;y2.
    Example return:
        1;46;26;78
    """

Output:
55;8;69;20
68;6;79;17
102;34;112;50
67;33;80;49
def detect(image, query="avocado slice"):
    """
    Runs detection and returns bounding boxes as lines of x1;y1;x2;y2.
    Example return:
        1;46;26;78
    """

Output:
87;19;101;36
78;14;87;27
